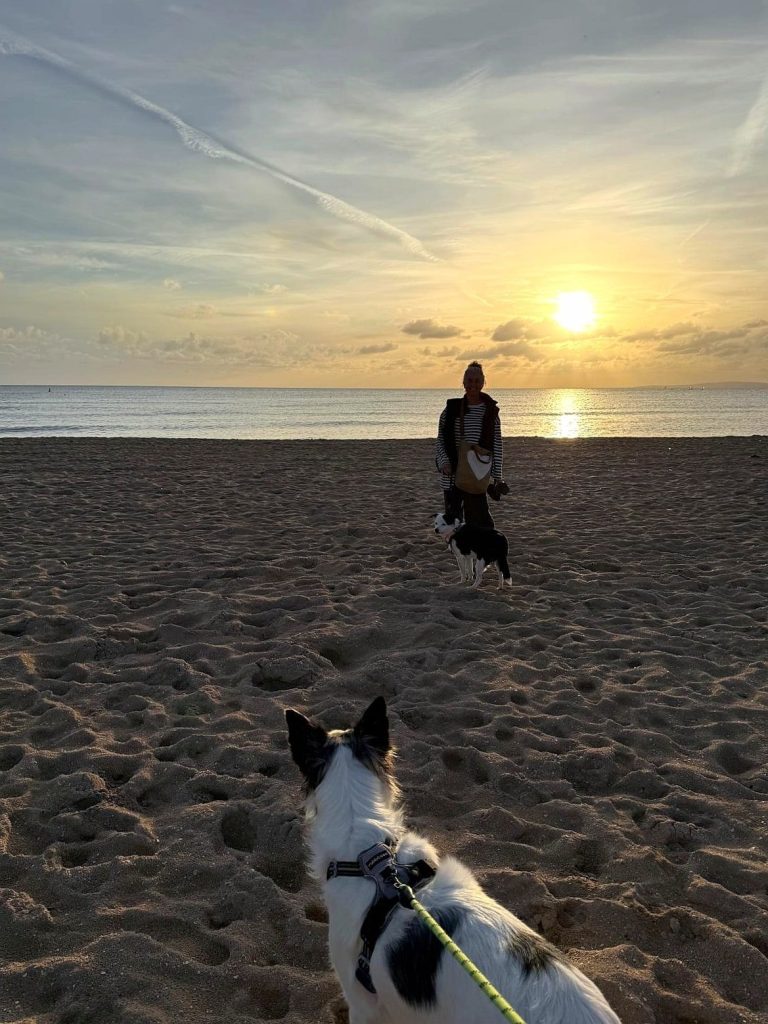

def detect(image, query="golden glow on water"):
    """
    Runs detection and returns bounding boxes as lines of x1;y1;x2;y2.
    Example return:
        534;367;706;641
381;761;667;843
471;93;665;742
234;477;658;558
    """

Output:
556;412;580;438
552;391;581;438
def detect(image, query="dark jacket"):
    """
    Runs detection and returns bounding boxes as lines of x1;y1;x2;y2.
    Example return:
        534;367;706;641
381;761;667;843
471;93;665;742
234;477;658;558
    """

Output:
439;393;499;472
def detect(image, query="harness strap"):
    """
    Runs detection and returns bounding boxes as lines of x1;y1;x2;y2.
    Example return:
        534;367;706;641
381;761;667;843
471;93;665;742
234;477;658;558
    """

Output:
326;842;437;995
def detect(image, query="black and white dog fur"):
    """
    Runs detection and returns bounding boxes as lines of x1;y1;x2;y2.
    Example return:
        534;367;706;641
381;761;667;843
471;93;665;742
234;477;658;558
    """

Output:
286;698;621;1024
434;511;511;589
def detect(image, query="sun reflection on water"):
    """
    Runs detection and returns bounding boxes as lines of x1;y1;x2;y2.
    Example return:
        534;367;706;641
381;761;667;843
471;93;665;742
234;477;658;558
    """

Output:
552;392;581;438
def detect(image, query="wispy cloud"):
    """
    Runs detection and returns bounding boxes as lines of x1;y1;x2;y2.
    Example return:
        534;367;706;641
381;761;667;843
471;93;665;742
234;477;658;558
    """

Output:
727;61;768;176
163;304;217;319
623;322;700;343
465;340;543;362
254;283;288;295
0;25;437;261
356;342;398;355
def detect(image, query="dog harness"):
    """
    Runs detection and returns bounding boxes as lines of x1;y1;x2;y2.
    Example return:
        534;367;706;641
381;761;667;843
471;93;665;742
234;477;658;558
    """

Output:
326;840;436;994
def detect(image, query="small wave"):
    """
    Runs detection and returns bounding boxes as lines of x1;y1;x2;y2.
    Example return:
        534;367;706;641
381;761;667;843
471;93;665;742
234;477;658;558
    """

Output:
0;425;85;434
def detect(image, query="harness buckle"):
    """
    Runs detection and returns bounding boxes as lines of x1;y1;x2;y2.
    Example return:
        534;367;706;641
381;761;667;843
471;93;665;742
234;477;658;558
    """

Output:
356;842;402;901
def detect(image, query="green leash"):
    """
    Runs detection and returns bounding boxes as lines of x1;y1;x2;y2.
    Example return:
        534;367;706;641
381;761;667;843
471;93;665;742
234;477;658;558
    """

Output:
393;880;528;1024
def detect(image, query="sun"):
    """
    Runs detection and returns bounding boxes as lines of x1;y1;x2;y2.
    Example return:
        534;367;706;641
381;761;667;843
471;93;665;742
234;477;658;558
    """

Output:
553;291;596;332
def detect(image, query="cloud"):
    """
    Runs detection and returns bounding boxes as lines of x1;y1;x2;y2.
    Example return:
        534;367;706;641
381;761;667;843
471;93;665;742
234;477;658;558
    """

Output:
428;346;460;359
728;67;768;177
0;324;83;361
1;324;57;344
254;283;288;295
356;342;398;355
91;325;348;369
7;249;115;272
164;304;218;319
402;318;463;339
163;278;182;290
0;240;284;277
0;27;437;261
97;326;150;353
615;319;767;358
622;321;700;343
657;325;764;358
463;340;543;362
491;318;552;341
491;319;526;341
0;271;4;282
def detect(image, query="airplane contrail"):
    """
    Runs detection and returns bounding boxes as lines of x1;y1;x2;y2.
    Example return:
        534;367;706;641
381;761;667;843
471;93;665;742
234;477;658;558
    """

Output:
727;63;768;177
0;28;438;261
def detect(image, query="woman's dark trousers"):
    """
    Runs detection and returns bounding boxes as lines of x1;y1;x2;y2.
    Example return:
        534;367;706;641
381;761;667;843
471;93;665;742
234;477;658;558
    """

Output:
444;486;495;529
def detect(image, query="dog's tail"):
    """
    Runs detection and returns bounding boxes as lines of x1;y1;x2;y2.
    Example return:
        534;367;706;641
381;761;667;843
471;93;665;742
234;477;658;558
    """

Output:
498;555;511;581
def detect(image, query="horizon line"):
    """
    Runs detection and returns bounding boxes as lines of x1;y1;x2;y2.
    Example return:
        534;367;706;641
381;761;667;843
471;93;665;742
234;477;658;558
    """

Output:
2;382;767;391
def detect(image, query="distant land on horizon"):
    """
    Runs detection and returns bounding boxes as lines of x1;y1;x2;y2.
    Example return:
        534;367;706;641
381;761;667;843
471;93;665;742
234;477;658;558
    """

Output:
663;381;768;390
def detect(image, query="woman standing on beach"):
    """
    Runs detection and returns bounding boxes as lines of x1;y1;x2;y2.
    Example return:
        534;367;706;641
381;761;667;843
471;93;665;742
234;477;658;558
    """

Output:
435;360;503;528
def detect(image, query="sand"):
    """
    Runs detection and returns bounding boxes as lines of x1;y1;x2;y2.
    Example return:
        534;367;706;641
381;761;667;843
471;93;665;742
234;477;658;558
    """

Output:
0;435;766;1024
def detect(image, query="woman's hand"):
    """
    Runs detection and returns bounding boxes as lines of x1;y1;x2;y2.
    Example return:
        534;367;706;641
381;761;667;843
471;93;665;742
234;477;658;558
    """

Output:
440;462;452;475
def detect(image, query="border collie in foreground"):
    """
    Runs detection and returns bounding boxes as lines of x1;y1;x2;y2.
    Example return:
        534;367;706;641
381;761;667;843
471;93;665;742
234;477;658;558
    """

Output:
286;697;621;1024
434;512;511;589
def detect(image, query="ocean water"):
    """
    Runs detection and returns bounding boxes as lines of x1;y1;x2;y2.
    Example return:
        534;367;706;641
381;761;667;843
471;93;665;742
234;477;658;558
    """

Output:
1;385;767;439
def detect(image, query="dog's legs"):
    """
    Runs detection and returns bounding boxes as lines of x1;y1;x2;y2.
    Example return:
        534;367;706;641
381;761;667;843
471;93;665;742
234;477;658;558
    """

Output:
471;559;486;588
451;547;465;583
464;554;474;583
453;546;471;583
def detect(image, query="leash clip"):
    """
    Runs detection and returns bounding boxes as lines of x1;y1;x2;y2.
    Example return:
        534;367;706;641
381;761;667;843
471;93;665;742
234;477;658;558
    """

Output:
392;876;416;909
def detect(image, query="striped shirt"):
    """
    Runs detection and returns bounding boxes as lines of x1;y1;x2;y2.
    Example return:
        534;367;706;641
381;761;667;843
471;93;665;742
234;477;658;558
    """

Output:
435;403;503;491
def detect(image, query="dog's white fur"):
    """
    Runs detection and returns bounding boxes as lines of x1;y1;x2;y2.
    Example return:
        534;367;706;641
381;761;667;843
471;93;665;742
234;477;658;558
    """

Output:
299;724;621;1024
433;512;509;590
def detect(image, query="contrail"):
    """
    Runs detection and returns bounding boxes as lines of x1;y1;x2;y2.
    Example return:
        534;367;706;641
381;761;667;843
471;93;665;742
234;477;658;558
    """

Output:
727;63;768;177
0;28;438;261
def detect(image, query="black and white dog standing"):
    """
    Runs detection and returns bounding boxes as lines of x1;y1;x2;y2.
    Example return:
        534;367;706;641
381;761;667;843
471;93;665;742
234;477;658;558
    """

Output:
434;512;511;589
286;698;622;1024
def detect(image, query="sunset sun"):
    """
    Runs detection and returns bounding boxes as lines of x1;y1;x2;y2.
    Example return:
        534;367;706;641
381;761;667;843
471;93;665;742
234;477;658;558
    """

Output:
553;291;596;332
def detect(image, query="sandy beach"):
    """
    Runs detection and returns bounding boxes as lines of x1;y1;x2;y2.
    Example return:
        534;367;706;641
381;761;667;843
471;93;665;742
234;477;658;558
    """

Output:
1;435;767;1024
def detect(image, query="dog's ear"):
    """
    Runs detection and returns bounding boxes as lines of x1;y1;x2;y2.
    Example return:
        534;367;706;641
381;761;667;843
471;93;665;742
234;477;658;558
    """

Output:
353;696;390;757
285;709;330;786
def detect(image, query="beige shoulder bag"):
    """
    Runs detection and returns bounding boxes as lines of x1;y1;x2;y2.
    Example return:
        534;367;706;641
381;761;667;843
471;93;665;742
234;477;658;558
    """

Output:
454;403;492;494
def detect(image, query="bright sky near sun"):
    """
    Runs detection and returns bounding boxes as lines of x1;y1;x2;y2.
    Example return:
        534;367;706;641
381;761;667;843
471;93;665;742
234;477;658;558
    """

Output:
1;0;768;387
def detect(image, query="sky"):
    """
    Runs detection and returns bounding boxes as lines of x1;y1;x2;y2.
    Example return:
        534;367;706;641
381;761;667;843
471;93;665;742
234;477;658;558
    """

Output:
1;0;768;388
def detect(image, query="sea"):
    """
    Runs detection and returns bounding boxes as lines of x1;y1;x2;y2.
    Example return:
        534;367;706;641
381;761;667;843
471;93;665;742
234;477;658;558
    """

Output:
1;385;767;439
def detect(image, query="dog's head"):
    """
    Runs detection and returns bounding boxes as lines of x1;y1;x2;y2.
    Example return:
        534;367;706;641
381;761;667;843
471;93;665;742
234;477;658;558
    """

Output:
434;511;462;536
285;696;394;794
